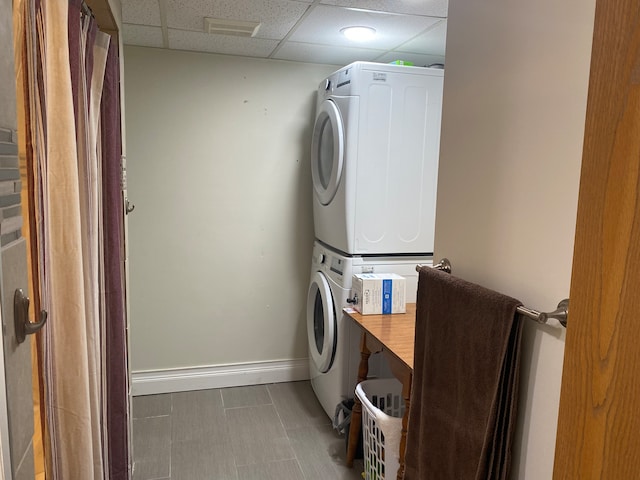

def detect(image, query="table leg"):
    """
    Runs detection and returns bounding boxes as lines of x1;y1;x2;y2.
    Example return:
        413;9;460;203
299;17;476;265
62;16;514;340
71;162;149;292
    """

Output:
396;371;412;480
346;332;371;468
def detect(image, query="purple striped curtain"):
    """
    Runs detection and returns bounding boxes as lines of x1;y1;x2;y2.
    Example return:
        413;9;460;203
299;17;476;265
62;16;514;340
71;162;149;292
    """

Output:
101;39;129;480
15;0;130;478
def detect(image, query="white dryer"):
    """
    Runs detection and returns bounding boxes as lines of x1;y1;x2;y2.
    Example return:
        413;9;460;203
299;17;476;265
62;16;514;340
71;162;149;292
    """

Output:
307;241;432;419
311;61;444;255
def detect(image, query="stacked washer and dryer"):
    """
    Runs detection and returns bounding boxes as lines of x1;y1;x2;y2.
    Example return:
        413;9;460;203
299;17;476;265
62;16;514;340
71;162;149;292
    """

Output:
306;61;445;419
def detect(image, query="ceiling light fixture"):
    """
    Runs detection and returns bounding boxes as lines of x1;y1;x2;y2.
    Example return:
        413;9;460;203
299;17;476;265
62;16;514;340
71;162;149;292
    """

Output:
341;26;376;42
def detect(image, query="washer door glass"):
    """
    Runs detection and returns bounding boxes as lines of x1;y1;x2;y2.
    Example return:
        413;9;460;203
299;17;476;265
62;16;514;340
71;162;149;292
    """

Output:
307;271;337;373
311;99;344;206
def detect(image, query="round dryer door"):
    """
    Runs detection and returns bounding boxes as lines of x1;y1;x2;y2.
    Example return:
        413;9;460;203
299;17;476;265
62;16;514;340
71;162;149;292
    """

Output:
307;271;337;373
311;99;344;206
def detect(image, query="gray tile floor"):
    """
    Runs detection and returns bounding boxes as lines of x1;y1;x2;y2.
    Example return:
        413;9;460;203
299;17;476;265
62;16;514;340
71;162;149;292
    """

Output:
132;381;364;480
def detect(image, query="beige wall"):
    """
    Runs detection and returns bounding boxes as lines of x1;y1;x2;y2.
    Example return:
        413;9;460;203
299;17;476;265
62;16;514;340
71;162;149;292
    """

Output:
107;0;121;27
434;0;595;478
125;46;336;372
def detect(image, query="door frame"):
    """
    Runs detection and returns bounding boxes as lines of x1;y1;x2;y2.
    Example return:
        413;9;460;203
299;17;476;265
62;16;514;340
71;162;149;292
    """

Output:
553;0;640;476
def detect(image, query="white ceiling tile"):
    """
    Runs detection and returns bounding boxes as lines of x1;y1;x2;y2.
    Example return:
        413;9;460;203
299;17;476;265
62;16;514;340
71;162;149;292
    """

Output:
373;51;445;68
288;5;441;50
272;41;384;66
166;0;310;40
320;0;447;18
118;0;448;66
168;29;279;57
123;24;165;48
396;19;446;56
122;0;162;26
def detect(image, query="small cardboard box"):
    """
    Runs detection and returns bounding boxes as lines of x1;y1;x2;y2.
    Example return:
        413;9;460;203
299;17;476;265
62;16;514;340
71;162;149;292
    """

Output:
352;273;406;315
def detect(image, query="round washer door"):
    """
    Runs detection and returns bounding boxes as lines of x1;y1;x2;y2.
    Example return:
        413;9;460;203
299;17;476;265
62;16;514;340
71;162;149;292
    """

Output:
311;99;344;206
307;271;337;373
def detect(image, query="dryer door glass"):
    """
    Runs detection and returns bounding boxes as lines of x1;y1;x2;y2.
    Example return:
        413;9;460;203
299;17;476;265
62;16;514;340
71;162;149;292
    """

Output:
318;118;334;189
311;99;344;206
312;292;325;354
306;271;336;373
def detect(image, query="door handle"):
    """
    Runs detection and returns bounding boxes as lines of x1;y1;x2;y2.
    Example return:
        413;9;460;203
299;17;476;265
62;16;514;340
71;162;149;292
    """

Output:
14;289;47;344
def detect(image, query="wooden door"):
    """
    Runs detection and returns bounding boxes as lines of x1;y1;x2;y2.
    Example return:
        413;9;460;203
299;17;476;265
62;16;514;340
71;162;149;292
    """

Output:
0;0;36;479
553;0;640;477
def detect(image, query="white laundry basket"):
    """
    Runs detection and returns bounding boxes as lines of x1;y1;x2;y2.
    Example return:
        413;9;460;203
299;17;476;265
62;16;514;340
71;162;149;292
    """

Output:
355;378;406;480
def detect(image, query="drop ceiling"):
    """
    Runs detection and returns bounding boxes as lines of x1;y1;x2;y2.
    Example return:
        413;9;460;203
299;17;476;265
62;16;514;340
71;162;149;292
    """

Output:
121;0;448;67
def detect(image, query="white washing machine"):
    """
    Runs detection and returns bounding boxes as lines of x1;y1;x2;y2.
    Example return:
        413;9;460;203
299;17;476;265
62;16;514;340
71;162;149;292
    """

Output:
307;240;432;420
311;61;444;256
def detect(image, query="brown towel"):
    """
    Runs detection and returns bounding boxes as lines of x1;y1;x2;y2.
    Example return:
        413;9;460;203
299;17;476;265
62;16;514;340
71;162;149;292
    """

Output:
404;267;524;480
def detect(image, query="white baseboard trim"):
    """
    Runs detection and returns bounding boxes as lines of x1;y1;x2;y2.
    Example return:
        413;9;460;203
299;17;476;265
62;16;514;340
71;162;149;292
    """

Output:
131;358;310;396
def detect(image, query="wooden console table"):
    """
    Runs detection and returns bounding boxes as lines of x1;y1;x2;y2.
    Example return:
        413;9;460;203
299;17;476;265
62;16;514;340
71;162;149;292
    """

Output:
344;304;416;480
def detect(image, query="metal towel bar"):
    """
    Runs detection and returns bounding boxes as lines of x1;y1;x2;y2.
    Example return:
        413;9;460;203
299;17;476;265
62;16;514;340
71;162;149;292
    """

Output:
416;259;569;328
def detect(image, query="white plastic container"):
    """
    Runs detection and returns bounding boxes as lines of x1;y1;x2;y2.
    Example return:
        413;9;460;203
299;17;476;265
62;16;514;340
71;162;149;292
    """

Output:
355;378;406;479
